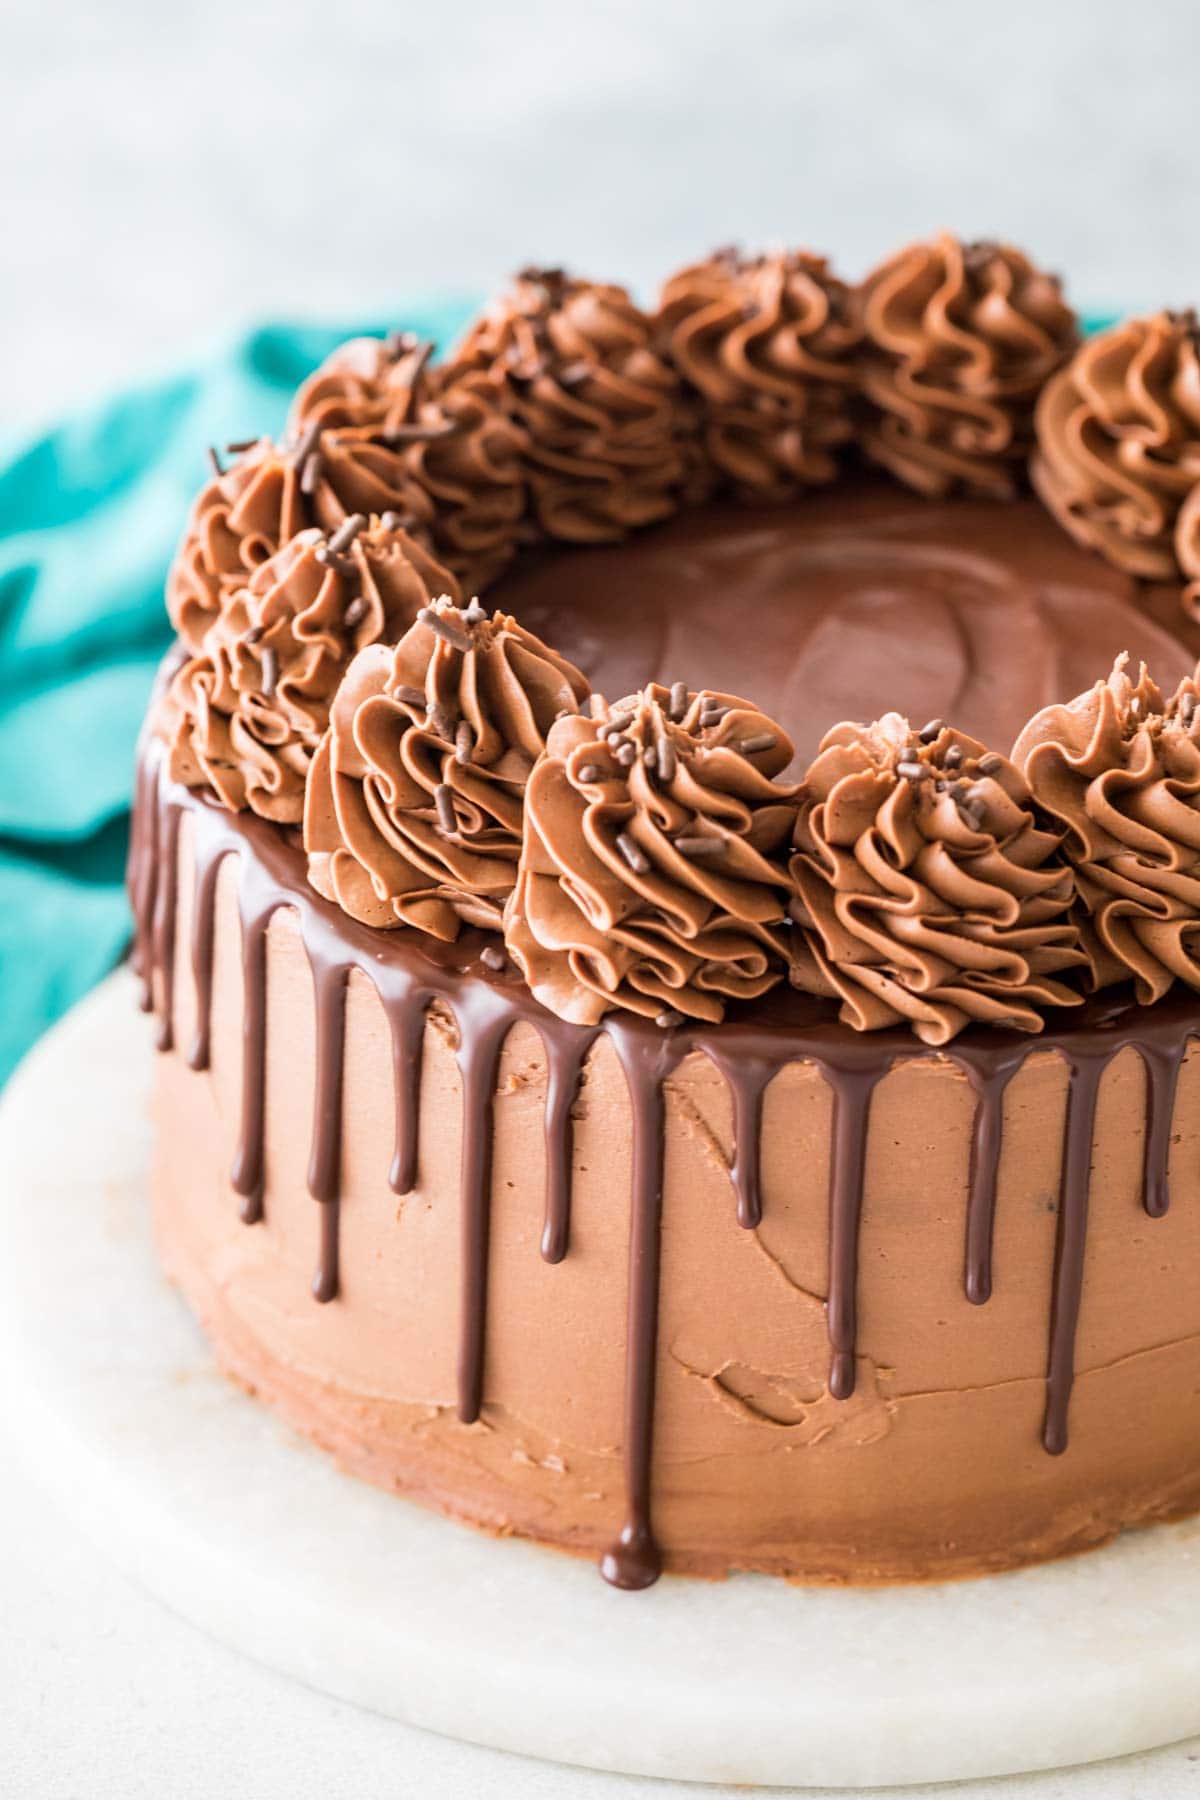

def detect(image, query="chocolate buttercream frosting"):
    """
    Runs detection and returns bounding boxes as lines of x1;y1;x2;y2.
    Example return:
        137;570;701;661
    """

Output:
447;267;686;542
1179;481;1200;618
304;597;590;938
790;713;1085;1045
1014;655;1200;1004
656;246;861;502
168;439;312;652
504;683;808;1024
290;333;528;594
860;234;1077;499
159;518;457;822
1032;311;1200;580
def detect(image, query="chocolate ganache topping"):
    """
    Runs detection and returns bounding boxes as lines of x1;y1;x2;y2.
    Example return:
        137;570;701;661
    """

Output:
1032;311;1200;580
1014;655;1200;1004
304;597;590;939
290;332;527;594
168;438;313;652
790;714;1086;1045
859;234;1078;500
159;516;457;822
447;266;685;543
503;683;810;1025
655;246;861;502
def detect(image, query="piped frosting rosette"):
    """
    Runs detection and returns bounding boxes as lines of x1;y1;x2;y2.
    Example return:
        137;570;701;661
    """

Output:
859;233;1078;499
289;331;527;593
168;439;315;652
790;713;1085;1045
1014;655;1200;1004
447;267;686;542
503;683;812;1025
1033;311;1200;580
160;516;457;822
656;246;861;501
304;598;590;939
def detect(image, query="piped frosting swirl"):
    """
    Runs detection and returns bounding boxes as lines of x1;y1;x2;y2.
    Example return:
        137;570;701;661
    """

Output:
168;439;313;653
860;234;1077;499
289;333;527;594
447;267;686;542
656;247;861;501
159;517;456;822
790;714;1085;1045
1014;655;1200;1004
503;683;807;1024
1032;311;1200;579
304;598;590;939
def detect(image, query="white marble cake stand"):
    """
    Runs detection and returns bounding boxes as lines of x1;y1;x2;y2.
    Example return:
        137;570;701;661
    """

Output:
4;971;1200;1790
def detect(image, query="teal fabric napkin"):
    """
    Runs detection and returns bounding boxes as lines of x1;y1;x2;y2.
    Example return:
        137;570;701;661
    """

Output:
0;301;477;1085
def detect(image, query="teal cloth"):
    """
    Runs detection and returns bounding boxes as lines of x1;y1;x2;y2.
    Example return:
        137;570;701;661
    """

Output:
0;301;477;1085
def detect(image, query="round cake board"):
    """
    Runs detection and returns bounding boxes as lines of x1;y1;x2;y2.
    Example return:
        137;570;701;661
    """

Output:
4;972;1200;1791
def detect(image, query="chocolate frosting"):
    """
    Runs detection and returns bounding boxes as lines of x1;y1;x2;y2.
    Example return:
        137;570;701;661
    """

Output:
656;246;860;501
168;439;312;652
159;519;456;822
791;714;1085;1045
1032;312;1200;579
290;333;527;594
1014;655;1200;1004
504;683;804;1024
448;267;685;542
1179;481;1200;619
860;234;1077;499
304;598;590;938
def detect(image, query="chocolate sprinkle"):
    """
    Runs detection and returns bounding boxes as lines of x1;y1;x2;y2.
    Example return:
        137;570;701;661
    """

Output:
655;1008;686;1030
738;732;777;756
977;753;1004;774
673;834;723;860
328;513;367;555
428;703;455;742
455;720;475;765
261;647;279;701
206;446;224;478
343;596;368;630
480;944;507;973
243;625;264;647
615;741;637;767
225;437;258;456
897;759;931;783
617;831;651;875
576;763;603;785
292;420;321;469
299;451;323;496
395;684;426;710
669;681;688;722
656;726;677;784
919;719;945;743
434;783;457;834
418;607;472;652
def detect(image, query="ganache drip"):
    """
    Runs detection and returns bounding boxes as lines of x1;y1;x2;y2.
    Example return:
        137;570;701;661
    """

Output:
129;743;1188;1589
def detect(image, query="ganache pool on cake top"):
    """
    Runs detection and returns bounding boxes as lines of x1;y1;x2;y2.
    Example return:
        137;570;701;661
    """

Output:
132;239;1200;1590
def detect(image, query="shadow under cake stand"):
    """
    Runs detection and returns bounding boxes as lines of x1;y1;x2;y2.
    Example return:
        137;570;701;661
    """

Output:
3;968;1200;1791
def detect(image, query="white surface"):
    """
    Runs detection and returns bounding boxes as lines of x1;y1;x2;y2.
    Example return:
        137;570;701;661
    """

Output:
5;979;1200;1795
5;0;1200;428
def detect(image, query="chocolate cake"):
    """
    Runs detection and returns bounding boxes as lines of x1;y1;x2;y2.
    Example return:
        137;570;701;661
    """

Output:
130;240;1200;1590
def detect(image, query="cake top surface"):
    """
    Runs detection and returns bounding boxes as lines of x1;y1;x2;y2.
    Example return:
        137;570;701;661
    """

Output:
152;236;1200;1044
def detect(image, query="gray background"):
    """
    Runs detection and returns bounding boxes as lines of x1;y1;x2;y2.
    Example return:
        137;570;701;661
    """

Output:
4;0;1200;428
